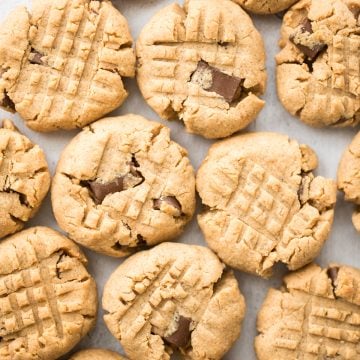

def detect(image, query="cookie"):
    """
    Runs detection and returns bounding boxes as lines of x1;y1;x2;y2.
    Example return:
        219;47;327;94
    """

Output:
70;349;126;360
0;227;97;360
136;0;266;139
256;263;360;359
233;0;298;14
276;0;360;127
196;132;337;277
52;114;196;257
103;242;245;360
337;131;360;232
0;119;51;239
0;0;135;132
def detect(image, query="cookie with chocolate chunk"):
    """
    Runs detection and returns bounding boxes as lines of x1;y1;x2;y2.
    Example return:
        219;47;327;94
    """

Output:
70;349;126;360
136;0;266;139
256;263;360;359
0;0;135;132
276;0;360;127
233;0;298;14
51;114;196;257
102;242;245;360
338;131;360;232
196;132;337;277
0;119;50;239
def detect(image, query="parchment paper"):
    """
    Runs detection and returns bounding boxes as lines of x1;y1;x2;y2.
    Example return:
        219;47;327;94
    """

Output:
0;1;359;359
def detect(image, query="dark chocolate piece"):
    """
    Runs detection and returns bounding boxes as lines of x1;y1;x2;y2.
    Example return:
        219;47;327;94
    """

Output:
327;266;339;288
153;196;182;213
1;92;15;112
349;4;360;19
164;316;192;348
290;18;327;62
29;49;45;65
88;176;124;204
192;61;243;103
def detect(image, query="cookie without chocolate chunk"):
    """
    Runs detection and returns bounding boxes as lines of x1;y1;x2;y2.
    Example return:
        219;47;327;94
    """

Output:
0;119;50;239
196;132;337;277
276;0;360;127
0;0;135;132
0;227;97;360
136;0;266;139
337;131;360;232
70;349;126;360
233;0;298;14
256;263;360;359
102;242;245;360
51;114;196;257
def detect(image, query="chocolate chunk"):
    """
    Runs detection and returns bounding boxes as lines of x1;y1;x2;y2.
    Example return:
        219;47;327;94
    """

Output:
153;196;182;213
327;266;339;288
0;92;15;112
88;176;124;204
164;316;192;348
349;4;360;19
29;49;45;65
191;60;243;103
290;19;327;62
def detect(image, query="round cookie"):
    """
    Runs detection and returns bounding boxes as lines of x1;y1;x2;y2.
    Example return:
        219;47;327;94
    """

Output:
103;242;245;360
233;0;298;14
0;0;135;132
337;131;360;232
196;132;337;277
276;0;360;127
136;0;266;139
52;114;196;257
0;227;98;360
255;263;360;359
70;349;126;360
0;119;50;239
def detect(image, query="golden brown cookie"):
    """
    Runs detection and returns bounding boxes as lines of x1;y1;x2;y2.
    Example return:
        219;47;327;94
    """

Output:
256;263;360;359
233;0;298;14
0;227;97;360
103;243;245;360
276;0;360;127
0;119;50;239
69;349;126;360
0;0;135;132
136;0;266;139
338;131;360;232
197;132;337;277
52;114;196;257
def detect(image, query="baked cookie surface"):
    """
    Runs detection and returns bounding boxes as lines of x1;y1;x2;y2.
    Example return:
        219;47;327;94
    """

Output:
196;132;337;277
338;131;360;231
256;263;360;359
276;0;360;127
102;242;245;360
233;0;298;14
52;114;196;257
0;120;50;239
0;0;135;132
70;349;126;360
0;227;97;360
136;0;266;139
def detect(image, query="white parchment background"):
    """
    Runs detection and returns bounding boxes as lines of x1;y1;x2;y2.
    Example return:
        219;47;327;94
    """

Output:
0;1;359;359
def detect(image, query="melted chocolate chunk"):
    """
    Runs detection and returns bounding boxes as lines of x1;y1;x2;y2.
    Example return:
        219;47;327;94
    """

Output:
88;176;124;204
1;92;15;112
290;18;327;62
327;266;339;288
164;316;192;348
153;196;182;213
349;4;360;19
191;60;243;103
29;48;46;65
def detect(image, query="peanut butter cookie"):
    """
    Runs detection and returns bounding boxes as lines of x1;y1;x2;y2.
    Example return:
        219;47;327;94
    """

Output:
70;349;126;360
197;132;337;277
52;115;196;257
103;242;245;360
136;0;266;139
233;0;298;14
0;0;135;131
